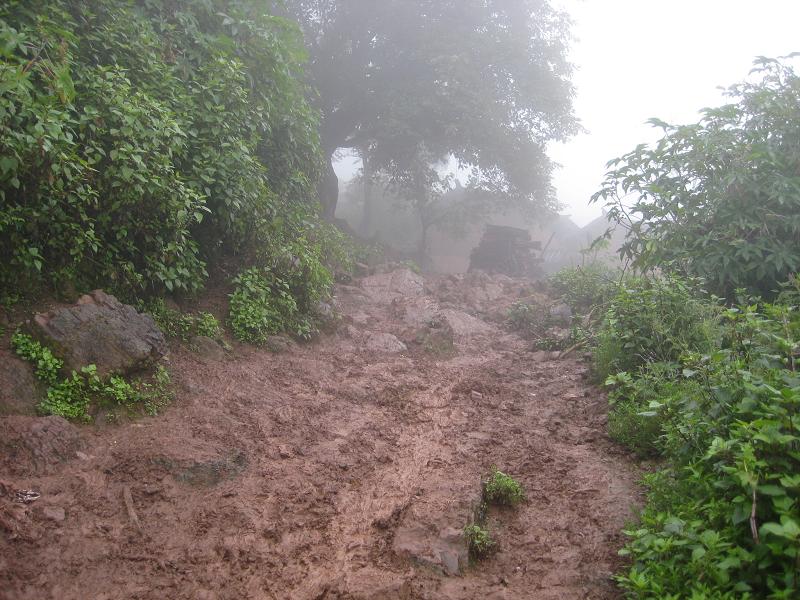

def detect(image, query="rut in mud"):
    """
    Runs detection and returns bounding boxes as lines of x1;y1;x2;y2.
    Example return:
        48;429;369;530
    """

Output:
0;269;640;600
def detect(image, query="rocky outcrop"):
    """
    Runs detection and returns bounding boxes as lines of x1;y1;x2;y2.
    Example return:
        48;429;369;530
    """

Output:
29;290;167;376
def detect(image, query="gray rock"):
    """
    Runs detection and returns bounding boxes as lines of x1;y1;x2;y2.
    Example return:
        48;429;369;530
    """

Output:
191;335;225;362
549;303;573;324
393;524;468;576
29;290;167;376
265;335;295;354
364;332;407;354
43;506;66;522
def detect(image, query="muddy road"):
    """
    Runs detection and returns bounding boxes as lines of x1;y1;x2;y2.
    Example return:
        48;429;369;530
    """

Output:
1;269;640;599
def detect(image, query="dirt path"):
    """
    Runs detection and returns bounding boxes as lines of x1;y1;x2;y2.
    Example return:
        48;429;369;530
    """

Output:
0;269;640;599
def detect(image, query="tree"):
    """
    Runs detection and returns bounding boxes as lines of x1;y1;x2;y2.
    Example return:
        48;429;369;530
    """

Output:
285;0;578;222
593;56;800;298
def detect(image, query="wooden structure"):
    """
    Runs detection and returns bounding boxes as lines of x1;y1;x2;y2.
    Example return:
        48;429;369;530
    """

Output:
468;225;542;277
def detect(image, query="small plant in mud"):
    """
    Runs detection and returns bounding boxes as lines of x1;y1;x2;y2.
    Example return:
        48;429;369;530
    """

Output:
483;468;525;506
463;523;495;560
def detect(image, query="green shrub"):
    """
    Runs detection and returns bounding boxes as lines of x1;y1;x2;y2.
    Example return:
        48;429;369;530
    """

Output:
144;299;221;342
549;264;620;315
464;524;495;560
195;313;221;339
0;0;320;297
483;468;525;506
594;58;800;299
602;292;800;597
11;331;63;384
595;275;719;380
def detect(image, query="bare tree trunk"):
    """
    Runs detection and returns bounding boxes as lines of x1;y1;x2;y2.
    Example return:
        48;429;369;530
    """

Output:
417;207;431;270
360;150;373;235
318;152;339;221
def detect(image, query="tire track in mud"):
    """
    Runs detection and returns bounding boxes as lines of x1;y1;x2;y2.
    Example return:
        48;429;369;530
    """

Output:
0;269;641;600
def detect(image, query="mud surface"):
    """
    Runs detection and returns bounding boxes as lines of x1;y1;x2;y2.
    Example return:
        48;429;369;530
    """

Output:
0;270;640;599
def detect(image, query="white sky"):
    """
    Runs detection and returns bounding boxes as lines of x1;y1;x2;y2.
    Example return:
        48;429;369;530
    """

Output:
336;1;800;227
552;0;800;226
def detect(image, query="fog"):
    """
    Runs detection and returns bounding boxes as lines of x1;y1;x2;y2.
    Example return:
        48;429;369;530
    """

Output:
336;0;800;227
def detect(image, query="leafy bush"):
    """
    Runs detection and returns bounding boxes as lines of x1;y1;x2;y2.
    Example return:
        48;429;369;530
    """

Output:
229;267;299;344
0;0;320;297
549;264;620;315
597;291;800;597
11;331;62;384
464;524;495;560
144;299;221;342
13;332;172;420
593;57;800;298
483;468;525;506
594;275;719;380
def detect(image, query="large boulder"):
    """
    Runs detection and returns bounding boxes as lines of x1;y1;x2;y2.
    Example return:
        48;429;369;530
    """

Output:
29;290;167;376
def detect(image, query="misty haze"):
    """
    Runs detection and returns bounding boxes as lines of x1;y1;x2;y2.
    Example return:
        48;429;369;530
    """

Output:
1;1;798;599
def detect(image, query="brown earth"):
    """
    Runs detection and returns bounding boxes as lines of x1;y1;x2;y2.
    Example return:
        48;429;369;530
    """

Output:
0;269;640;600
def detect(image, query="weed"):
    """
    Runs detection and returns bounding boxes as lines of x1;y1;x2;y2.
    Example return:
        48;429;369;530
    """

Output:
463;524;495;560
144;299;221;342
11;332;63;384
483;468;525;506
195;312;220;338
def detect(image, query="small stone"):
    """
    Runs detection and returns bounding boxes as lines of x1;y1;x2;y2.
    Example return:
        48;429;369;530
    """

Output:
191;336;225;361
364;332;407;354
278;445;292;459
76;451;90;460
43;506;65;522
265;335;294;354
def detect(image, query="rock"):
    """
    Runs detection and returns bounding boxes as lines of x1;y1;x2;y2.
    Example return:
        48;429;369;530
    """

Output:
278;445;292;459
0;416;83;476
29;290;167;376
361;269;425;303
265;335;295;354
0;351;43;416
43;506;65;522
530;350;549;362
364;332;407;354
393;525;468;576
191;335;225;362
314;300;337;325
549;303;573;324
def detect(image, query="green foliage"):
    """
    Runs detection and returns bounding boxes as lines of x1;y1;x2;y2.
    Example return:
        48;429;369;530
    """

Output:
549;264;620;315
593;57;800;298
506;300;586;352
594;275;719;381
229;267;299;344
12;332;172;420
595;289;800;597
195;313;221;339
144;299;220;341
463;524;495;560
11;331;62;384
483;468;525;507
0;0;320;296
